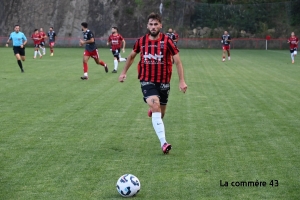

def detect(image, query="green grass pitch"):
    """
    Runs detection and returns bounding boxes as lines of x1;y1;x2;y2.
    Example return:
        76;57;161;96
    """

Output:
0;47;299;200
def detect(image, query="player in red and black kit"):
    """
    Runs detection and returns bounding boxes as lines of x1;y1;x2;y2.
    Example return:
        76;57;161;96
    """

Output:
119;13;187;154
79;22;108;80
221;31;231;62
31;29;42;59
288;32;299;64
107;27;126;73
39;28;47;55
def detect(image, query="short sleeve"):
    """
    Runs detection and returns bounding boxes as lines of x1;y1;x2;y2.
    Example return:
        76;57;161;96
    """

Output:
133;38;140;53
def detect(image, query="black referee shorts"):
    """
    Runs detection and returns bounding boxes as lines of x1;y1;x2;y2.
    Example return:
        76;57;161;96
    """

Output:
13;46;25;56
140;81;170;105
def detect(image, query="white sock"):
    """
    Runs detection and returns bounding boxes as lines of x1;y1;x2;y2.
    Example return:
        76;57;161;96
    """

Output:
43;48;46;54
84;72;88;77
34;51;37;57
291;53;294;61
38;51;42;56
152;112;167;147
114;60;118;70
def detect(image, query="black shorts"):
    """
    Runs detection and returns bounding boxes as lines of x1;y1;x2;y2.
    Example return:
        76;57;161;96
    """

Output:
112;48;120;60
40;41;45;46
290;48;297;53
13;46;25;56
140;81;170;105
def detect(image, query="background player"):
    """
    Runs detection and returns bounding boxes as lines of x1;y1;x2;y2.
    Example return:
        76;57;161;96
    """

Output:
118;13;188;154
39;28;47;55
166;28;176;63
5;25;27;73
31;29;42;59
166;28;176;41
48;27;56;56
79;22;108;80
288;32;299;64
173;30;179;46
107;27;126;73
221;31;231;62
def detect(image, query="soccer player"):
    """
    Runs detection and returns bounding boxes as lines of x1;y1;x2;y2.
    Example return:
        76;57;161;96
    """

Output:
31;29;42;59
221;31;231;62
173;30;179;46
107;27;126;73
288;32;299;64
166;28;176;63
39;28;47;55
48;27;56;56
166;28;176;42
79;22;108;80
5;25;27;73
118;13;188;154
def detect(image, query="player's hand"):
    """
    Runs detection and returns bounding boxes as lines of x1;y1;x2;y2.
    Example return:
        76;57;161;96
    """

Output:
79;39;85;46
5;44;8;47
122;48;125;53
119;74;127;82
20;44;24;48
179;81;187;93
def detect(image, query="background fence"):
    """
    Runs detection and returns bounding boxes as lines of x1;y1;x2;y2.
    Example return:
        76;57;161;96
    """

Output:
1;0;299;39
0;36;290;50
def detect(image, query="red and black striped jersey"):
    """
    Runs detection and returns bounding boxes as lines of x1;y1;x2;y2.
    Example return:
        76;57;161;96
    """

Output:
133;33;179;83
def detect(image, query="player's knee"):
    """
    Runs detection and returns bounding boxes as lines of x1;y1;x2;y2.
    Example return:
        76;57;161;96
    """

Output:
149;102;161;112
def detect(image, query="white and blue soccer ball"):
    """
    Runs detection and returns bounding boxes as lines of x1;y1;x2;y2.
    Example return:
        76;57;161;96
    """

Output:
116;174;141;197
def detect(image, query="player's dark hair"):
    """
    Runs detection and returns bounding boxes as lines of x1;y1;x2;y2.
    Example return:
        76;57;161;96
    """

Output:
34;29;38;32
112;26;118;31
147;12;162;23
81;22;88;28
50;27;53;29
15;25;19;27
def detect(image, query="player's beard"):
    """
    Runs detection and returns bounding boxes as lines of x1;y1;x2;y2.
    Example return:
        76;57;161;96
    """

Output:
149;29;160;37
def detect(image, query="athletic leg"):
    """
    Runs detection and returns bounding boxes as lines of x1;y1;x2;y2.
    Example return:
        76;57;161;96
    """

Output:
15;53;24;72
81;55;90;79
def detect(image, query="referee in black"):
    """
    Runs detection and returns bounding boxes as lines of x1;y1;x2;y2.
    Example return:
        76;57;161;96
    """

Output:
6;25;27;73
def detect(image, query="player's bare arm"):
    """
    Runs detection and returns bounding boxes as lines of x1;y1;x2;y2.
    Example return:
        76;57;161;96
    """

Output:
80;38;94;46
119;50;138;82
122;39;126;53
6;38;10;47
173;53;188;93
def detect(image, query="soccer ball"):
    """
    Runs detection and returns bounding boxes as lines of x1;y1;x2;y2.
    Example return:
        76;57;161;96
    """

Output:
116;174;141;197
